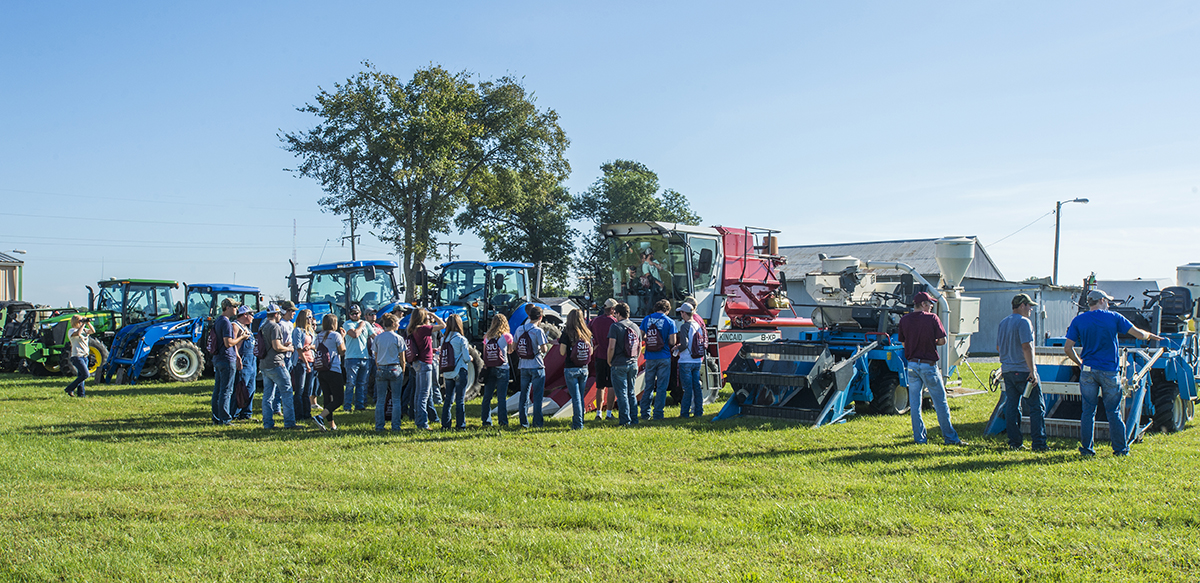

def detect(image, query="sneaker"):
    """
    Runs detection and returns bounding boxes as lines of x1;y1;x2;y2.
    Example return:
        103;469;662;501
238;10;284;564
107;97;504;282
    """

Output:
606;411;614;420
595;413;602;420
946;439;969;446
1008;444;1027;451
64;387;75;397
1113;451;1130;457
312;415;327;431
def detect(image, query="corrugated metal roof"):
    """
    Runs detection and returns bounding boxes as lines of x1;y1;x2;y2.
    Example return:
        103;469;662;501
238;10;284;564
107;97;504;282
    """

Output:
776;237;1005;282
0;252;23;265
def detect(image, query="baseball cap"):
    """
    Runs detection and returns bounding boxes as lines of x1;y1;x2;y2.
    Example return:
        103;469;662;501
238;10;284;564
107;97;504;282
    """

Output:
265;303;282;314
1011;293;1038;309
603;298;618;309
912;291;936;305
348;304;362;314
235;305;255;317
676;303;694;314
277;300;296;312
1087;289;1114;304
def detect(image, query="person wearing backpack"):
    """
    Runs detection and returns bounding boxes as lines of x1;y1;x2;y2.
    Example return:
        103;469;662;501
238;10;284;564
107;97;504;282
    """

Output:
480;314;514;427
211;298;247;426
231;305;257;420
607;302;640;427
514;304;552;428
373;312;406;432
259;303;297;430
588;299;618;421
313;314;347;431
638;299;678;421
675;303;707;418
439;315;472;430
559;310;593;430
407;308;446;431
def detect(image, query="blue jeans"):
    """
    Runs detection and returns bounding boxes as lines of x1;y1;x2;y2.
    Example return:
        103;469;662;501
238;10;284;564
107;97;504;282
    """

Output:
481;366;510;426
261;365;296;429
518;367;546;428
375;364;404;431
211;359;236;425
906;362;960;444
66;356;89;396
344;357;370;411
441;367;468;429
1080;369;1128;455
413;361;437;429
232;357;257;419
292;364;314;421
639;358;671;419
678;362;703;418
611;362;638;426
1002;371;1046;449
564;367;587;430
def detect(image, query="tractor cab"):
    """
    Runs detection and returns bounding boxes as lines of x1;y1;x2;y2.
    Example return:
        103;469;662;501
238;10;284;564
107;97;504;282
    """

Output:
434;261;534;340
92;279;181;327
601;222;724;322
291;260;406;322
186;284;262;320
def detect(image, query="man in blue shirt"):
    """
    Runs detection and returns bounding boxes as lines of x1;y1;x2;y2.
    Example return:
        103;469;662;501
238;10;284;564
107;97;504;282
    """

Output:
342;304;376;412
996;293;1045;451
639;299;678;421
1064;289;1162;457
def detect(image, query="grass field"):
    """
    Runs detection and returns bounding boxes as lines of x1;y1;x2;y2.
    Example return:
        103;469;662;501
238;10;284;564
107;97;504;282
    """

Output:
2;364;1198;582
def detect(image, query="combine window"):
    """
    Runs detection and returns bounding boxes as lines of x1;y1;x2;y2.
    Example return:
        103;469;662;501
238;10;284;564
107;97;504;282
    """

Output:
690;237;719;289
610;236;688;318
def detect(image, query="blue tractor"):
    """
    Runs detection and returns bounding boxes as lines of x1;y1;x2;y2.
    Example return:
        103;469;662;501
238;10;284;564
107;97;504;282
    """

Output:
288;260;409;322
185;284;263;367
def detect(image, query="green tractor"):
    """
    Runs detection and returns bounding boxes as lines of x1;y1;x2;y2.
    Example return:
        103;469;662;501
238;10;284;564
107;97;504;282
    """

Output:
16;278;182;377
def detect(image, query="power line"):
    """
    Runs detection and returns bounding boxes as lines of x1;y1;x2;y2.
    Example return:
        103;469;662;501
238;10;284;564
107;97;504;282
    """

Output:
988;210;1056;248
0;211;329;228
0;187;307;213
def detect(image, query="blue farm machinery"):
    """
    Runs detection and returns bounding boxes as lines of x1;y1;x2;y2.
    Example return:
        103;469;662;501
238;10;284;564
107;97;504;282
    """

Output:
714;237;981;426
985;265;1199;446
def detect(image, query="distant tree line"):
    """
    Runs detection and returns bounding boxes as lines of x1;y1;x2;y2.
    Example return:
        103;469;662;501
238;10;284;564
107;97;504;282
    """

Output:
282;62;699;302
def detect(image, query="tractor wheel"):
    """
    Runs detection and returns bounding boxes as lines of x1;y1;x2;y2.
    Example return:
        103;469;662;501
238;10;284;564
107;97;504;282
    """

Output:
1151;381;1186;433
870;373;909;415
158;340;204;383
29;358;61;376
86;338;108;377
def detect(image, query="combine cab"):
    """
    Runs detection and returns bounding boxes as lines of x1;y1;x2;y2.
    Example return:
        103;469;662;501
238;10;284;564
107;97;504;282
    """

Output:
985;266;1199;446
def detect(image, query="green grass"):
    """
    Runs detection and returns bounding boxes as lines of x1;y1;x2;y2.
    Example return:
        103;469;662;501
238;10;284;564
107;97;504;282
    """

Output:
2;365;1198;582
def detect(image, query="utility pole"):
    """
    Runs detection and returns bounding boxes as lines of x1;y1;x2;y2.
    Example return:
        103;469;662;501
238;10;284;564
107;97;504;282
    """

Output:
342;209;360;260
292;219;297;265
1052;198;1089;285
442;241;460;263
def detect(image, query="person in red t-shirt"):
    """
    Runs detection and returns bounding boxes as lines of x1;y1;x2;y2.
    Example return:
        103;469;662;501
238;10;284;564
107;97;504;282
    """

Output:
406;308;446;430
897;291;966;446
588;299;619;420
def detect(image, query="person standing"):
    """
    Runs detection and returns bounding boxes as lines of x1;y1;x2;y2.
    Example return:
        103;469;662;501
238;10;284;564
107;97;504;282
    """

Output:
1064;289;1162;457
588;299;618;421
439;314;472;430
292;309;318;425
231;305;257;420
407;308;446;430
64;315;95;397
313;314;346;431
480;314;514;427
638;299;677;421
514;304;552;428
675;303;705;418
997;294;1046;451
559;310;593;430
373;313;406;432
342;305;375;412
608;303;640;427
211;299;246;426
898;291;967;446
364;310;384;404
259;303;296;430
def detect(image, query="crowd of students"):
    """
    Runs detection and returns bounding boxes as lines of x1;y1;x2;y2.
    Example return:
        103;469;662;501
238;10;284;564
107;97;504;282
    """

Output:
204;295;711;432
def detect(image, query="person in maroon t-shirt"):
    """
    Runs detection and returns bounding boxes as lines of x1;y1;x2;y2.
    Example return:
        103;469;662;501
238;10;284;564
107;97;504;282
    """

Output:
406;308;446;430
588;299;619;420
897;291;966;446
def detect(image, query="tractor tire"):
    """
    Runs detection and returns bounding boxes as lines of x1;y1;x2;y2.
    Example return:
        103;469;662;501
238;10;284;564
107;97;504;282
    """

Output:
86;338;108;377
870;373;909;415
463;346;485;401
29;358;62;376
158;339;205;383
1151;382;1186;433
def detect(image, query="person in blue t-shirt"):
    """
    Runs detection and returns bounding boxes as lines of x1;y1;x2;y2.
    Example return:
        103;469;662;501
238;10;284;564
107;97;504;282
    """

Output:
1064;289;1162;457
638;299;678;421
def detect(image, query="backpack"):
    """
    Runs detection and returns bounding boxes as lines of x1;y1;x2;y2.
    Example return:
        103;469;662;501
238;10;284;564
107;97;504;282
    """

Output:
404;332;416;364
314;332;333;372
206;325;219;355
689;324;707;359
516;325;536;359
254;327;268;360
621;322;639;358
568;333;593;368
645;319;664;353
439;337;457;373
483;337;506;367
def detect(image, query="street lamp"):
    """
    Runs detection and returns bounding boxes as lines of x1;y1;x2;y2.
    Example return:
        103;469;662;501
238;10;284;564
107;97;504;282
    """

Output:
1053;198;1089;285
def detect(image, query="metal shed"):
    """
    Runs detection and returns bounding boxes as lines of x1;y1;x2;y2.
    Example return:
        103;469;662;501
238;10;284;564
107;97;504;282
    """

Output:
0;252;22;302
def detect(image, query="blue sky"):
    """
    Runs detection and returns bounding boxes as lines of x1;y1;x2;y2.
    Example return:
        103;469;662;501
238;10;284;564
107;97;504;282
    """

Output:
2;1;1197;306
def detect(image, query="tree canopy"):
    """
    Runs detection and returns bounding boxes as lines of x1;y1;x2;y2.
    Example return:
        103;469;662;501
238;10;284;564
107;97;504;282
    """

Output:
281;63;569;301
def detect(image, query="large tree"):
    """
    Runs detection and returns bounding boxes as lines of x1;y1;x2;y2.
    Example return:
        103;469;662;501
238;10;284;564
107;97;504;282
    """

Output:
282;63;569;301
571;160;701;298
455;168;576;291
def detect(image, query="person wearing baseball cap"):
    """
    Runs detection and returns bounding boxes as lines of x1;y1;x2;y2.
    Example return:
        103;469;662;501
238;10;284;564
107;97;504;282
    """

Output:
1064;288;1163;457
997;293;1046;451
588;299;620;420
897;290;967;446
342;303;375;413
259;302;297;429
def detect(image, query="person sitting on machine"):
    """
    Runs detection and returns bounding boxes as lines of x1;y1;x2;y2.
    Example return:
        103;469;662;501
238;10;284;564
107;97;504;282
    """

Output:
638;248;666;313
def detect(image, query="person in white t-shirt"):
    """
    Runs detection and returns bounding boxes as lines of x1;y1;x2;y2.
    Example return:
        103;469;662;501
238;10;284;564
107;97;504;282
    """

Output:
64;314;95;397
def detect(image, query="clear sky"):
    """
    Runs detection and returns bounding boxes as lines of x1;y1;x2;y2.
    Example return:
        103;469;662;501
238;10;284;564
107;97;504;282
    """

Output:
3;1;1198;307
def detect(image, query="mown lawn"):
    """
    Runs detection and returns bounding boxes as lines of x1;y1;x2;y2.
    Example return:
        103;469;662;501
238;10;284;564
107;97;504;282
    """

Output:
1;364;1197;582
